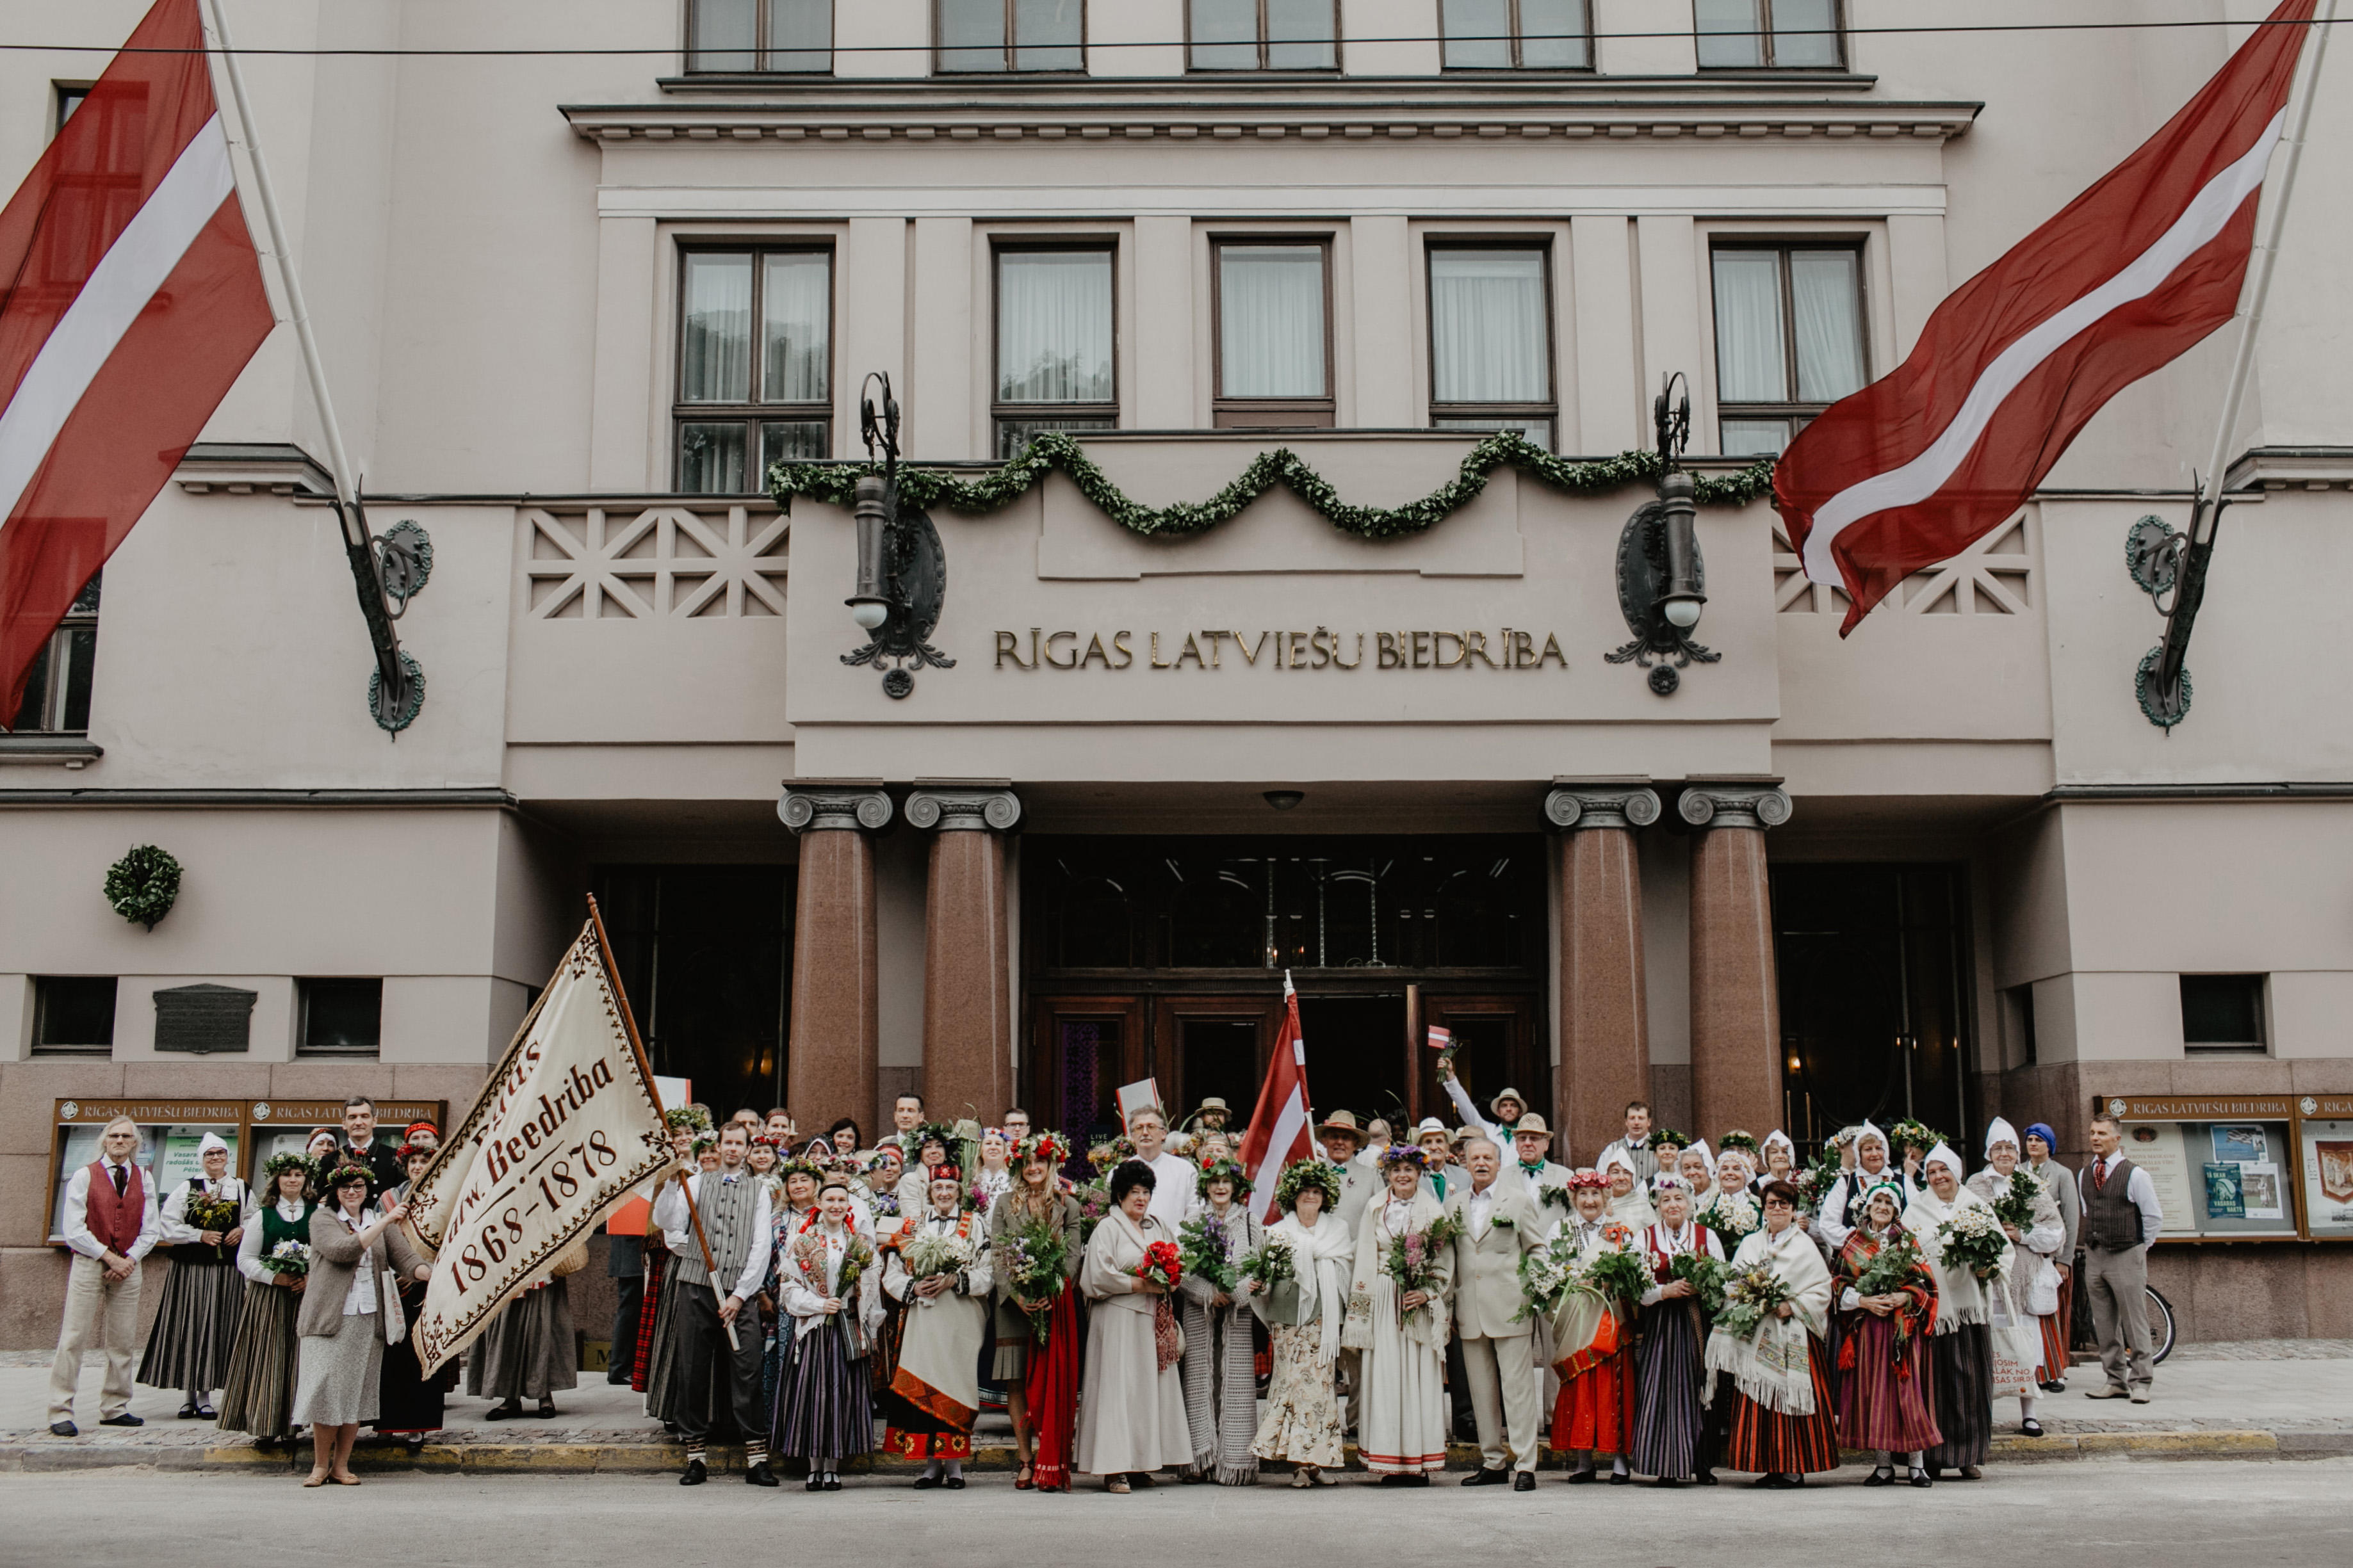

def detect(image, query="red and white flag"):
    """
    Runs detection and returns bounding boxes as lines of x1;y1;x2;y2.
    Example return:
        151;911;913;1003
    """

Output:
0;0;273;716
1775;1;2316;633
1237;972;1314;1225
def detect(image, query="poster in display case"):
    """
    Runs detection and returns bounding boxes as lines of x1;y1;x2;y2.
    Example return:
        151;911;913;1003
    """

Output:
47;1100;246;1245
2298;1097;2353;1239
2097;1095;2300;1240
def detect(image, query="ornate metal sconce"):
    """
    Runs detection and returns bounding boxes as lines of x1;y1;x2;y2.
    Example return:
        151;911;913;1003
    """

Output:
841;372;954;699
330;491;430;734
2124;501;2224;729
1607;373;1718;695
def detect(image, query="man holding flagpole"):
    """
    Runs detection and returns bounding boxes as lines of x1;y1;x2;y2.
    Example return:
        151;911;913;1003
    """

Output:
651;1123;776;1487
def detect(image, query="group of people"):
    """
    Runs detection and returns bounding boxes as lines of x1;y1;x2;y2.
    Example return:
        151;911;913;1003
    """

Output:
51;1078;2165;1496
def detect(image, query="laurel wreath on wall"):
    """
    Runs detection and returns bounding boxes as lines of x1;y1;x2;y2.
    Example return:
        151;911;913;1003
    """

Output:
767;429;1776;540
104;844;182;931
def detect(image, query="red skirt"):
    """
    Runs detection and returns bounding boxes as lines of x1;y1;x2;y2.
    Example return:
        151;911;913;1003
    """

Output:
1023;1289;1082;1491
1549;1346;1633;1455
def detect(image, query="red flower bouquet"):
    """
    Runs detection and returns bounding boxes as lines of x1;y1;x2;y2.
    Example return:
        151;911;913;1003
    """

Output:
1136;1239;1182;1290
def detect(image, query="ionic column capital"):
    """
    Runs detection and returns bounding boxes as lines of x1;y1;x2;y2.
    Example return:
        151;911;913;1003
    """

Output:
1545;780;1663;831
905;781;1022;834
1676;780;1793;831
779;780;894;834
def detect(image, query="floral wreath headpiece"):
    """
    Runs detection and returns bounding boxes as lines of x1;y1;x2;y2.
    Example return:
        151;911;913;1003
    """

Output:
322;1160;375;1192
1014;1131;1072;1167
776;1154;826;1184
262;1151;315;1184
1566;1168;1611;1192
663;1106;713;1133
1275;1158;1342;1211
1378;1143;1428;1171
1649;1127;1691;1151
1194;1156;1253;1197
1716;1130;1762;1157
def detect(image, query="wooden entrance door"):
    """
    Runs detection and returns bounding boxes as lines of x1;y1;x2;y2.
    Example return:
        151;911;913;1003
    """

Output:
1154;994;1282;1132
1027;995;1146;1153
1417;993;1545;1135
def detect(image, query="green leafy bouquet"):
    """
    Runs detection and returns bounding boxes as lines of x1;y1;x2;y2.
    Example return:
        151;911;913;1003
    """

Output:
1578;1229;1657;1306
1714;1264;1792;1339
1848;1229;1926;1302
1178;1211;1241;1293
994;1217;1070;1341
1989;1167;2045;1231
1669;1250;1730;1318
186;1193;242;1261
1237;1233;1297;1291
1795;1142;1846;1216
900;1227;977;1284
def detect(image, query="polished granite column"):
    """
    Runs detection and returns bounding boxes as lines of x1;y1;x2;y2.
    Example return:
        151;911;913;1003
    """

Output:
1547;781;1662;1166
1681;780;1793;1142
908;782;1022;1126
780;782;892;1135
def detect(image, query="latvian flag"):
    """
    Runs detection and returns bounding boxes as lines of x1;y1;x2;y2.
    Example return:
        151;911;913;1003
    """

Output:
0;0;274;716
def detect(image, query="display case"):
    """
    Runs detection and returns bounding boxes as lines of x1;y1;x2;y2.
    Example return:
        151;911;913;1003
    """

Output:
241;1097;446;1188
2296;1095;2353;1240
47;1099;246;1245
2097;1093;2353;1243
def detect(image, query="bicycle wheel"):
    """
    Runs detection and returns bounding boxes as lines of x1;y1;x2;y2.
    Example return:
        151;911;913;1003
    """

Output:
2144;1285;2177;1364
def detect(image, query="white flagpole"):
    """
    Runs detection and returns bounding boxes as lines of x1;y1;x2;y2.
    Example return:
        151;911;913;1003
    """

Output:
2190;0;2335;543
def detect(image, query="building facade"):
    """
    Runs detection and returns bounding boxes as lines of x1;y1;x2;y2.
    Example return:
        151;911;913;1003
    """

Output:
4;0;2352;1349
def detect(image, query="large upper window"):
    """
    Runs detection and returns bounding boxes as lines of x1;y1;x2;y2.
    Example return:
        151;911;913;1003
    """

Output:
1711;244;1865;456
996;247;1116;457
686;0;832;74
1428;246;1554;450
1440;0;1591;70
940;0;1084;72
676;248;833;493
1695;0;1843;69
9;572;99;733
1189;0;1338;71
1214;240;1333;428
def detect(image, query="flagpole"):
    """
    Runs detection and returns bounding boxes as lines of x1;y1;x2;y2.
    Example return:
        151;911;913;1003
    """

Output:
200;0;421;732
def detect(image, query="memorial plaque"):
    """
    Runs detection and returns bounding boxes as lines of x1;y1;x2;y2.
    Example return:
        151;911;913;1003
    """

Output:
153;983;257;1054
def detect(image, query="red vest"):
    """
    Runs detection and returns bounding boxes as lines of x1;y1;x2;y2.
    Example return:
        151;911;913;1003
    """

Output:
83;1160;147;1254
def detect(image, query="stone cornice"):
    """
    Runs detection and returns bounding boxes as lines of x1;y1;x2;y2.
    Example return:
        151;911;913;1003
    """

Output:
1678;779;1793;830
904;781;1022;833
1545;779;1662;831
779;780;893;833
2225;447;2353;493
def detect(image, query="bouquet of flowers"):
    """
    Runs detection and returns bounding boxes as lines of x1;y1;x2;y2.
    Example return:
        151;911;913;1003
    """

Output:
1714;1264;1793;1339
1135;1239;1183;1291
260;1238;311;1279
185;1193;242;1259
1072;1184;1112;1246
662;1105;712;1133
1936;1206;2008;1281
1794;1143;1846;1215
1086;1138;1136;1175
1238;1234;1302;1323
1704;1190;1762;1247
867;1186;900;1221
1848;1228;1926;1302
1669;1250;1730;1318
1579;1231;1657;1307
963;1181;994;1218
995;1218;1070;1341
1515;1236;1583;1321
1386;1214;1461;1325
1178;1211;1241;1293
900;1226;977;1286
1990;1167;2045;1231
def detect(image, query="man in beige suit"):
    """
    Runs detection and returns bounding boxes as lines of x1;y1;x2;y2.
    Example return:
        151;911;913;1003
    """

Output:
1445;1138;1545;1491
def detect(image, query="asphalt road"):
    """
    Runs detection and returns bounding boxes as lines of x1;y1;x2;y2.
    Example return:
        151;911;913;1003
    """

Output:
8;1458;2351;1567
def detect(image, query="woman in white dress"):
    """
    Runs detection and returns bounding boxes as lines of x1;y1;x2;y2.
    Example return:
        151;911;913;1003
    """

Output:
1250;1160;1353;1487
1074;1159;1191;1493
1964;1119;2064;1438
1341;1144;1456;1485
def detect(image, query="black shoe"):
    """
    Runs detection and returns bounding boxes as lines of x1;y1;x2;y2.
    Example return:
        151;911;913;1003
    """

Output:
1652;1475;1682;1488
805;1475;823;1492
1865;1467;1894;1487
1909;1469;1934;1488
99;1414;143;1428
1461;1466;1510;1486
2021;1418;2044;1438
1748;1473;1779;1488
534;1402;557;1419
1513;1473;1535;1492
1565;1468;1595;1484
913;1474;941;1490
485;1403;520;1421
1695;1470;1718;1486
745;1462;778;1487
679;1459;708;1486
1959;1464;1983;1480
944;1475;965;1490
177;1402;200;1419
1608;1469;1629;1485
48;1421;77;1438
821;1476;842;1491
194;1403;215;1419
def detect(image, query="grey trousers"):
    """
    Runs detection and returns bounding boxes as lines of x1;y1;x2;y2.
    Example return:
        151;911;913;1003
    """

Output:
2084;1245;2154;1391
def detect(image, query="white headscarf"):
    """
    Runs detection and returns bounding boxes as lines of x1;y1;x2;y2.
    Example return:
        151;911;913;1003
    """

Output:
1682;1138;1716;1176
1852;1119;1890;1170
1761;1129;1796;1165
1901;1149;2005;1330
1919;1142;1965;1184
1982;1117;2021;1158
197;1132;231;1157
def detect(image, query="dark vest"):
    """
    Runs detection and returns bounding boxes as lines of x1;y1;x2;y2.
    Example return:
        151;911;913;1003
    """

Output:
2082;1156;2144;1251
83;1160;147;1254
260;1200;316;1255
669;1171;759;1291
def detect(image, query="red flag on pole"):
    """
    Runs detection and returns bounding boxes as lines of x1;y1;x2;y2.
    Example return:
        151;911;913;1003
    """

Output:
1238;972;1314;1225
1773;1;2316;632
0;0;275;717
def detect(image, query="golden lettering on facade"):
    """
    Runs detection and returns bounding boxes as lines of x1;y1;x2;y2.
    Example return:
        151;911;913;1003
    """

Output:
997;631;1569;672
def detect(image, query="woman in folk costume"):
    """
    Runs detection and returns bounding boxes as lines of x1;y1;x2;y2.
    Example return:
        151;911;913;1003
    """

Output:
745;1135;783;1203
976;1128;1016;1212
138;1131;248;1419
1602;1152;1658;1231
1677;1141;1716;1206
2022;1122;2080;1393
1903;1143;2014;1480
1701;1144;1764;1255
1964;1119;2064;1437
1704;1181;1840;1488
1251;1159;1353;1487
895;1125;956;1218
218;1152;314;1444
373;1141;446;1446
1547;1171;1637;1483
761;1154;825;1411
1761;1130;1798;1186
1176;1156;1262;1485
1817;1121;1903;1250
468;1238;585;1420
1831;1179;1941;1487
1342;1144;1457;1485
773;1174;881;1491
1629;1174;1725;1486
1074;1158;1192;1494
989;1131;1084;1492
881;1164;994;1487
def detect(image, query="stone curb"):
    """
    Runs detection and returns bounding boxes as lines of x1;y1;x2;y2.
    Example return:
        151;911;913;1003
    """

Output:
5;1429;2347;1475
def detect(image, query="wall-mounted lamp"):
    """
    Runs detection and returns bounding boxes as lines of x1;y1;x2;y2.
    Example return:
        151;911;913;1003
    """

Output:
1607;373;1720;694
1264;789;1305;811
841;372;954;699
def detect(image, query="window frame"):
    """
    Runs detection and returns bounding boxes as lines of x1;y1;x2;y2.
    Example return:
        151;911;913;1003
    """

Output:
1186;0;1342;74
1209;235;1337;429
1695;0;1847;72
992;239;1121;458
296;978;384;1059
9;571;100;734
671;241;836;494
32;975;117;1056
683;0;835;75
1708;239;1869;455
2180;973;2269;1055
1423;238;1558;448
1437;0;1595;72
935;0;1089;74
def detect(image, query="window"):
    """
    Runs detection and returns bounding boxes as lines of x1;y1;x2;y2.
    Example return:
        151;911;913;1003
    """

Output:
1696;0;1843;70
9;572;99;733
685;0;831;74
675;248;832;492
1190;0;1337;71
2181;974;2267;1053
1428;245;1555;449
33;976;116;1055
940;0;1084;72
1710;244;1866;455
995;247;1116;457
298;978;383;1056
2004;983;2037;1067
1440;0;1591;70
53;83;90;135
1213;241;1333;428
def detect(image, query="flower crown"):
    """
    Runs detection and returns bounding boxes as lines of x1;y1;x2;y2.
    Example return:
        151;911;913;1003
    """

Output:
1194;1156;1252;1197
1649;1127;1691;1150
776;1154;826;1183
1014;1131;1072;1167
1566;1168;1611;1192
1716;1130;1762;1156
663;1106;713;1133
262;1151;315;1183
1379;1143;1428;1170
322;1160;375;1191
1274;1158;1342;1211
690;1132;719;1154
1888;1119;1946;1151
909;1121;959;1154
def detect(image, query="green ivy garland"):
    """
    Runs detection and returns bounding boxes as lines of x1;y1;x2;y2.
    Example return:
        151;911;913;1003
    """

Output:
104;844;182;931
768;429;1775;542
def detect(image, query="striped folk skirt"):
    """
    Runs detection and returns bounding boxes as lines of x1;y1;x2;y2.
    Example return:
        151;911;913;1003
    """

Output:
1926;1322;1994;1469
137;1252;245;1394
1834;1311;1942;1453
774;1317;874;1462
466;1281;579;1402
1629;1301;1707;1480
1723;1334;1840;1476
1178;1297;1260;1484
216;1280;300;1439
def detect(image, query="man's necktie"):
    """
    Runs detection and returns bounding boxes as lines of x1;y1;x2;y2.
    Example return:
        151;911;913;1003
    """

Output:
110;1164;126;1197
2094;1159;2109;1190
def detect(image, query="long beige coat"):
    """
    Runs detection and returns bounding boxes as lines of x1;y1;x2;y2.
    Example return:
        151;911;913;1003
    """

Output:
1071;1208;1191;1476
